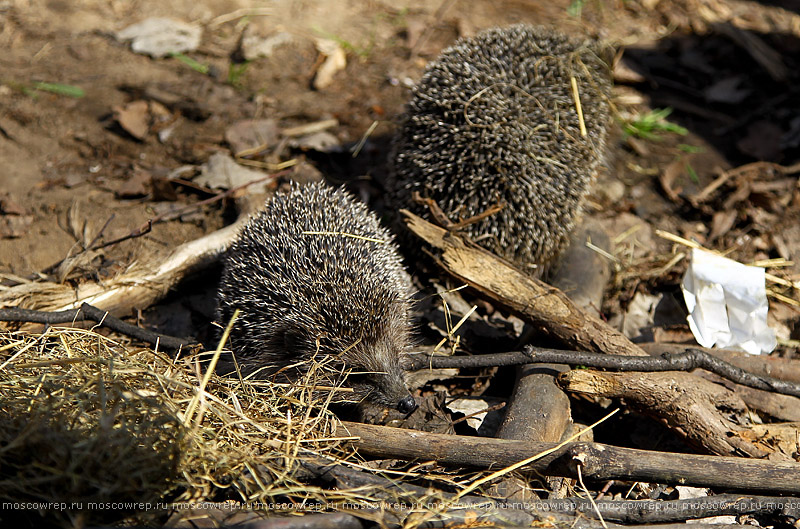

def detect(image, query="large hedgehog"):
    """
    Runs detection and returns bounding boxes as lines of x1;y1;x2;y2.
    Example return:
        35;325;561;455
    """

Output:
216;182;417;413
388;24;612;274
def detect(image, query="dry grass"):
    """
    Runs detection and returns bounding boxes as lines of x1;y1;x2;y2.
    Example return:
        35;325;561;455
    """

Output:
0;326;361;527
0;325;538;528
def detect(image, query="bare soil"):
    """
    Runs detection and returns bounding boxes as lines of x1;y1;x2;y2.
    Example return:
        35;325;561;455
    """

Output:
1;0;799;342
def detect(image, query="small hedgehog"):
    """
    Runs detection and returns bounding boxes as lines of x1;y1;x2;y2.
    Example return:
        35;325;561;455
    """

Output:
388;24;612;274
216;182;417;413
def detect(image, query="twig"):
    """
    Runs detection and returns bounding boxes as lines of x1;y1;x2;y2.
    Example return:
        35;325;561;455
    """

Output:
409;193;504;231
404;346;800;398
411;191;455;228
0;303;195;351
692;160;800;205
90;219;152;251
88;168;291;252
350;120;378;158
449;202;505;230
85;213;116;250
409;0;457;57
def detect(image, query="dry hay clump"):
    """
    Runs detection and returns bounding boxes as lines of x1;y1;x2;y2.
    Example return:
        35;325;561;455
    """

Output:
0;326;356;527
388;24;612;275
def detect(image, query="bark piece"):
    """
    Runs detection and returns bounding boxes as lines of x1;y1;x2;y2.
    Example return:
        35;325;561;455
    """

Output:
559;369;779;458
401;210;646;357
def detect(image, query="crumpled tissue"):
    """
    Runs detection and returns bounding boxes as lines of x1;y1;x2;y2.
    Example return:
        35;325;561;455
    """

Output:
681;248;776;355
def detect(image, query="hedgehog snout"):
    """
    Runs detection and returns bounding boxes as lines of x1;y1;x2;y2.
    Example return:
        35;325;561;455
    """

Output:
351;367;416;413
376;374;417;414
396;395;418;414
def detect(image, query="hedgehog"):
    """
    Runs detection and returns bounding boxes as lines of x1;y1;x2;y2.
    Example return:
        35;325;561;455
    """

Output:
388;24;612;275
216;182;417;413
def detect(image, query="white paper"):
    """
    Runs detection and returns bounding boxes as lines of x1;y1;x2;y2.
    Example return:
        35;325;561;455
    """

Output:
681;248;775;355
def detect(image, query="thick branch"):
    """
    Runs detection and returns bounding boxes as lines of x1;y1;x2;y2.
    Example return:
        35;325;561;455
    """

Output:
337;422;800;494
302;460;800;523
558;370;774;458
401;209;646;357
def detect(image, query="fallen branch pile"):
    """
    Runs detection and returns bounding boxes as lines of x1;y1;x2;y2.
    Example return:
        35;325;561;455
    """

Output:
0;198;798;529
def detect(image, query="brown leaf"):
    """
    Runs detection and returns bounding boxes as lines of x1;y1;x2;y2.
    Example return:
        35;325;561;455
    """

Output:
113;100;150;140
708;210;737;242
115;171;151;198
0;215;33;238
0;194;26;216
659;158;684;203
224;119;279;155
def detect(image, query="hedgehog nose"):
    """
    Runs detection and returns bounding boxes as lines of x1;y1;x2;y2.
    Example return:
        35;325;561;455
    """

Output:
396;395;418;414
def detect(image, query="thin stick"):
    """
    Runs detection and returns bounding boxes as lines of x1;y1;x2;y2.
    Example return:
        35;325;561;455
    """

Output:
184;309;239;426
454;408;619;500
404;345;800;398
571;76;587;137
301;231;386;244
0;303;193;351
351;120;379;158
89;168;291;252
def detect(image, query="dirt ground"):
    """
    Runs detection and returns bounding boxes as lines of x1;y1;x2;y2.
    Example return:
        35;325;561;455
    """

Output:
1;0;799;345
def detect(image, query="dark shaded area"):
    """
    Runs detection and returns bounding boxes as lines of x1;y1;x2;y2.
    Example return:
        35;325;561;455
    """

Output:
754;0;800;14
571;398;693;454
622;23;800;166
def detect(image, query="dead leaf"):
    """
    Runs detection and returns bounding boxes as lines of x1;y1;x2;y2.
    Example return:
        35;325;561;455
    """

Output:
147;101;175;133
737;121;783;161
445;398;491;431
651;326;695;343
613;58;646;83
621;292;662;340
196;153;272;192
0;194;26;216
708;209;737;242
659;158;684;203
313;38;346;90
116;171;151;198
290;161;324;186
115;17;201;58
0;215;33;238
63;173;87;188
224;119;279;155
150;177;178;201
289;131;341;153
240;29;295;61
704;76;750;104
113;100;150;140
